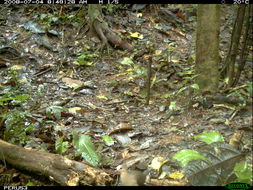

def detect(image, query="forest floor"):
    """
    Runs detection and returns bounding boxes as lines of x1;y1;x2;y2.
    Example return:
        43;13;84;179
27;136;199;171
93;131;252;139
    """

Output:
0;5;252;186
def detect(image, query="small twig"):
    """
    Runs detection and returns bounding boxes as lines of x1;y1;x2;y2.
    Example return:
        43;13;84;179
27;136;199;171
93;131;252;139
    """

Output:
229;110;239;121
104;100;128;105
34;68;52;77
221;84;247;94
146;56;152;105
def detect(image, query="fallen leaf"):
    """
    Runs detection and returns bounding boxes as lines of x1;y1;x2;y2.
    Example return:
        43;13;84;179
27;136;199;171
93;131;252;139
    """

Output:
62;77;83;88
68;107;88;114
109;122;133;135
149;156;168;171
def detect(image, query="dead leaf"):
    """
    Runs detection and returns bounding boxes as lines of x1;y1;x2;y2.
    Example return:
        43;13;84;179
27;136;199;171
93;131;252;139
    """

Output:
62;77;83;88
109;122;133;135
229;131;244;149
69;107;88;114
114;133;131;145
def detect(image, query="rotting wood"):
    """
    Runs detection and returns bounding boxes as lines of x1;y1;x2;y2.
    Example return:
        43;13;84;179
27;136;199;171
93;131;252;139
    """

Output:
0;139;113;186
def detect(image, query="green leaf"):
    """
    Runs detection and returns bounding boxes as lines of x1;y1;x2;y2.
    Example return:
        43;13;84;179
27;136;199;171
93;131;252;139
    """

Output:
55;136;69;154
102;135;114;146
246;82;252;96
51;16;59;22
2;110;34;144
0;97;14;102
107;5;114;13
161;93;171;99
15;94;30;101
151;73;157;88
169;101;177;111
173;149;207;167
73;133;101;167
46;106;64;120
40;14;47;20
194;131;224;145
140;89;147;98
0;94;30;102
78;53;93;59
234;162;252;184
26;181;36;186
74;60;93;66
180;70;194;75
190;83;199;90
120;57;134;66
154;24;162;30
176;86;188;95
133;65;146;76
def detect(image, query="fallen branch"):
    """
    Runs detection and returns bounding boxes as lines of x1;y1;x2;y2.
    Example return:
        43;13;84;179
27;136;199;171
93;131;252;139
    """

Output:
0;139;113;186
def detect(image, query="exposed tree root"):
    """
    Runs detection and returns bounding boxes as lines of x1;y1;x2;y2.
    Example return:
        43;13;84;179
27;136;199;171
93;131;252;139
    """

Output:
88;5;132;52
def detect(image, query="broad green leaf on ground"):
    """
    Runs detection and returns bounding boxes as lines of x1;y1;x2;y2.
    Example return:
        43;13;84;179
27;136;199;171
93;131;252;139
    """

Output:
73;133;101;167
233;162;252;184
55;136;69;154
46;106;64;120
194;131;224;144
173;149;207;167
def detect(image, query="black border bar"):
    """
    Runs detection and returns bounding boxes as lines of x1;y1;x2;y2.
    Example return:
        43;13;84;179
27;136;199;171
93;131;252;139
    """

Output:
1;0;248;4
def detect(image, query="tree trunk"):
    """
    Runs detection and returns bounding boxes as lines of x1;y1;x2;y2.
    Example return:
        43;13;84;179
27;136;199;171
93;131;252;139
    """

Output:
195;4;220;93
